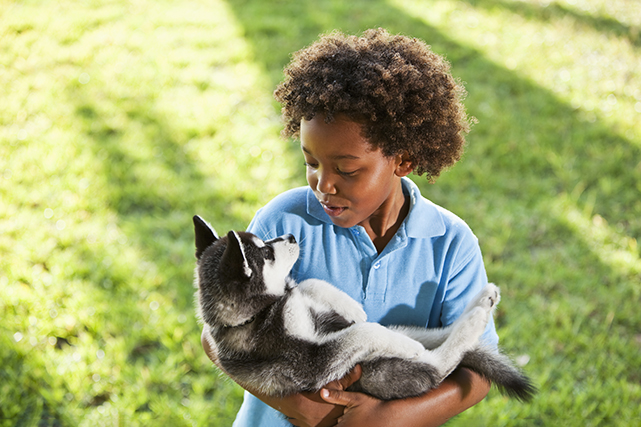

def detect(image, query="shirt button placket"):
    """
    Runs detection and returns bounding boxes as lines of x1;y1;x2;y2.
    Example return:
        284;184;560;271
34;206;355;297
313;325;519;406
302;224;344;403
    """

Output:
366;259;386;303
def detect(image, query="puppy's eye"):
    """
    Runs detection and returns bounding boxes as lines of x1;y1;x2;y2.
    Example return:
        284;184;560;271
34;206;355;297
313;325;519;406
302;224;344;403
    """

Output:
262;246;275;261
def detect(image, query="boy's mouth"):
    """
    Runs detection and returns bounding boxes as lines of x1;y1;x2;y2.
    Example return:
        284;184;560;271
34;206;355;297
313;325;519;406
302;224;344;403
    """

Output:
320;202;346;217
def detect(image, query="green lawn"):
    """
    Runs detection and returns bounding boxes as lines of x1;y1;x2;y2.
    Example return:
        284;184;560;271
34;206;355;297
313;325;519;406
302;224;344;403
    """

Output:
1;0;640;425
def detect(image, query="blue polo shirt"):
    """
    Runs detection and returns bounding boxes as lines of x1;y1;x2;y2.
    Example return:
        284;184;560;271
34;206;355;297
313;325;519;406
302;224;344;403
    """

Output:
232;177;498;426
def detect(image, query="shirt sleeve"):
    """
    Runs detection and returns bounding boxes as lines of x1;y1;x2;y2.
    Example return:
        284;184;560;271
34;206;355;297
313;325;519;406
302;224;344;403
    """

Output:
246;210;268;238
245;187;308;241
440;235;499;350
246;206;287;241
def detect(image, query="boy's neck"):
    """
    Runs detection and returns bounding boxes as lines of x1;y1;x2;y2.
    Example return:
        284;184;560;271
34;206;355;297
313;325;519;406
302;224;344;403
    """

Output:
361;187;410;254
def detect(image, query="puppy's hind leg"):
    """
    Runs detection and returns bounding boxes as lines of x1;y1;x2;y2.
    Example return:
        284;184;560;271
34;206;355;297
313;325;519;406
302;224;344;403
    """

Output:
416;287;499;380
327;322;425;371
388;325;454;350
392;284;500;351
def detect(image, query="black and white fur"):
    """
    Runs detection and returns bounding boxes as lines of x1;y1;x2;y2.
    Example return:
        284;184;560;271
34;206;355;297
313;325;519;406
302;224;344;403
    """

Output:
193;215;536;401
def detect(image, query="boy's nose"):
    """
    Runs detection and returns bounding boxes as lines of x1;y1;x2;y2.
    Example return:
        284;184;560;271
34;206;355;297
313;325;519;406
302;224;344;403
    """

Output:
316;170;337;195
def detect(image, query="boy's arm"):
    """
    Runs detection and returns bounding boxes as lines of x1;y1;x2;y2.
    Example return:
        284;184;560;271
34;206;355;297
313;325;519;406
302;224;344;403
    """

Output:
203;326;489;427
321;366;490;427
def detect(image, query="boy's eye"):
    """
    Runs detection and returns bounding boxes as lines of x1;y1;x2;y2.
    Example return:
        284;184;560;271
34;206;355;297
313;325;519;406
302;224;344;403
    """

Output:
337;168;357;177
304;162;356;177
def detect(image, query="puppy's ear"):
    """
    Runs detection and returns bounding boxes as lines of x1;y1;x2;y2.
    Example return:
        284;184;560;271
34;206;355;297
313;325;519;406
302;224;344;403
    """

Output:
220;231;253;280
193;215;219;259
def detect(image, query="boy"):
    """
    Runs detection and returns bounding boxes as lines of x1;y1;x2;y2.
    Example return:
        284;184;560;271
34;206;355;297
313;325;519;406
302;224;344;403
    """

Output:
202;28;498;426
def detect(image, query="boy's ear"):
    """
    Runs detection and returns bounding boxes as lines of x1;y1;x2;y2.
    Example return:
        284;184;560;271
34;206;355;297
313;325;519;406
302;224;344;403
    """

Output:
394;152;414;177
193;215;219;259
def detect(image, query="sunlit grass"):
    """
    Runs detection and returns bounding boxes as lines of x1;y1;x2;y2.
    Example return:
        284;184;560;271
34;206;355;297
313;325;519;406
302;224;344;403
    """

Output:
393;0;641;138
553;194;640;276
1;1;291;425
2;0;640;425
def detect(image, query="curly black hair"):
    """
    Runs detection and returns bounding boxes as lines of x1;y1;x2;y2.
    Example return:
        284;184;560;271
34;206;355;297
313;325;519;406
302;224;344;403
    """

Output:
274;28;473;181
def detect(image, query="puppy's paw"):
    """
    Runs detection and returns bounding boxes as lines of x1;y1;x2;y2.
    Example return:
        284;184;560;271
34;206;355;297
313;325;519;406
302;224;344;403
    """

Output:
337;301;367;323
379;330;425;359
480;283;500;310
465;283;500;315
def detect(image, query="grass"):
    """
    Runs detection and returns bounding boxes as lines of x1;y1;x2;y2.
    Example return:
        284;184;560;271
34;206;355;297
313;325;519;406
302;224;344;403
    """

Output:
1;0;639;425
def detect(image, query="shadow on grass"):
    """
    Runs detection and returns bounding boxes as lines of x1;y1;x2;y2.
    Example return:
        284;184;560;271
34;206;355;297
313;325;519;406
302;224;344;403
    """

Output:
52;81;250;422
71;92;244;298
462;0;641;47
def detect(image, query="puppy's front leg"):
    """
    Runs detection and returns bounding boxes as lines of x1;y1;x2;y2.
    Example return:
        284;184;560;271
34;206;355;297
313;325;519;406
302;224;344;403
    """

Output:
298;279;367;323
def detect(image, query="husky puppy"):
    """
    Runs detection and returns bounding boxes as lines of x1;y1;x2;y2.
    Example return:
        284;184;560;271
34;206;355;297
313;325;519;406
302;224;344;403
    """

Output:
193;215;535;401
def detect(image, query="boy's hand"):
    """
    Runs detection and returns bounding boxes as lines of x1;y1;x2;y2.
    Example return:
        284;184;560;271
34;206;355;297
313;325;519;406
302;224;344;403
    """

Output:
259;365;362;427
321;367;492;427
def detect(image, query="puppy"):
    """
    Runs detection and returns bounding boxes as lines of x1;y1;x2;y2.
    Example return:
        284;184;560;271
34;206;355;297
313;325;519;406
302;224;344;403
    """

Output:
194;215;535;401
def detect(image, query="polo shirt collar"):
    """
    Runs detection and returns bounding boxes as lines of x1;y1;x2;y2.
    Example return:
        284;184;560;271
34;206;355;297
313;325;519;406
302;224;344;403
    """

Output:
402;177;446;238
306;177;446;239
306;188;330;224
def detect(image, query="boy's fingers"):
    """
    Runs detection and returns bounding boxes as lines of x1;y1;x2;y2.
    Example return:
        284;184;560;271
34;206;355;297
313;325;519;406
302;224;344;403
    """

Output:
338;364;362;389
320;388;355;406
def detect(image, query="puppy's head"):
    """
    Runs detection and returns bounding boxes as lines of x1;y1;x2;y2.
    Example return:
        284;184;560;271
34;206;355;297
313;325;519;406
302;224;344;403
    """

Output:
193;215;299;328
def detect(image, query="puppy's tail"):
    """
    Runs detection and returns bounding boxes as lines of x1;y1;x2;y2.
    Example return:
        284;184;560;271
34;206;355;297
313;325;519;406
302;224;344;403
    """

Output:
460;346;537;402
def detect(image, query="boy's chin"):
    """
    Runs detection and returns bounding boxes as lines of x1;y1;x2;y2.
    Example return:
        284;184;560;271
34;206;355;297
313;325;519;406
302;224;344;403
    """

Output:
328;215;360;230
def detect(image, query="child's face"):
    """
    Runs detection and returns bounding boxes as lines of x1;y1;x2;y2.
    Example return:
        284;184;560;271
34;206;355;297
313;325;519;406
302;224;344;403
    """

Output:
300;115;410;230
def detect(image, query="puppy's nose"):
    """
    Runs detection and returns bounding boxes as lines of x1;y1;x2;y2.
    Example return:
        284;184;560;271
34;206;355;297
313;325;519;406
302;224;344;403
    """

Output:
284;234;296;244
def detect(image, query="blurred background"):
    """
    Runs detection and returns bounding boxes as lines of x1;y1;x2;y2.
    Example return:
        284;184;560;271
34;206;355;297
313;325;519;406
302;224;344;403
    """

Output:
1;0;640;425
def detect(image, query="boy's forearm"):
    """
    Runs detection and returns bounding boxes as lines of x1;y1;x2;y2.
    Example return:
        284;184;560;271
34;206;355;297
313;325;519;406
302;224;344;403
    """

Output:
387;367;490;427
318;366;491;427
203;326;490;427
